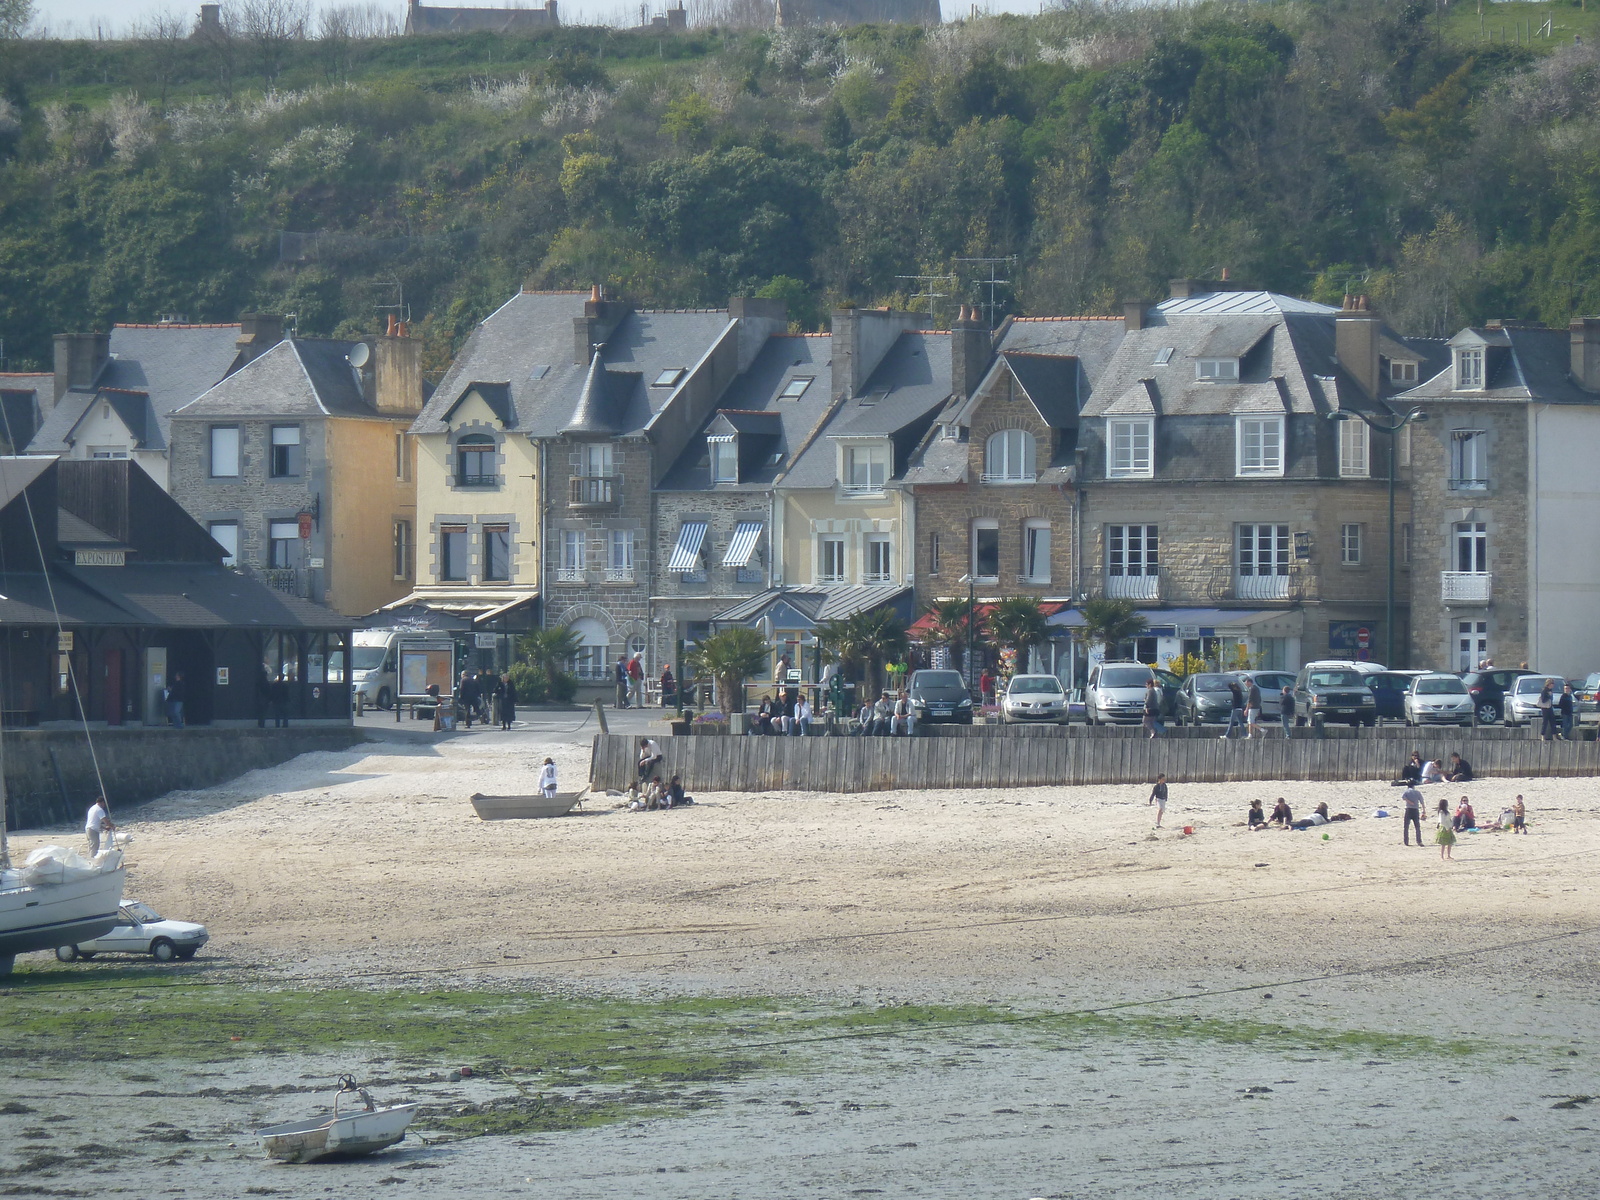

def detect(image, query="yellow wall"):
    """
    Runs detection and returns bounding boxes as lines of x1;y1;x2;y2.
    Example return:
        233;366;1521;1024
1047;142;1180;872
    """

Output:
413;391;541;588
777;487;910;588
327;416;416;616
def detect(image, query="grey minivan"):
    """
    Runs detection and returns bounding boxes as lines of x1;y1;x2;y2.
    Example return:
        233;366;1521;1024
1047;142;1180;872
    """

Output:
908;669;974;724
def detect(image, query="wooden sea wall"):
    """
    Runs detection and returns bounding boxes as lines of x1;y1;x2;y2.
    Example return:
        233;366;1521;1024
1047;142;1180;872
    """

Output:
589;730;1600;794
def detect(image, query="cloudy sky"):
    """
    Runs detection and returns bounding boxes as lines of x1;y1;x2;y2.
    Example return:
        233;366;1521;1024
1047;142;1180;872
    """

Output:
39;0;1046;39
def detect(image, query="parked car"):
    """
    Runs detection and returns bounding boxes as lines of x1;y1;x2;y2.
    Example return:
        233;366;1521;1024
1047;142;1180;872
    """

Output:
1176;673;1238;725
1234;670;1297;718
1085;662;1158;725
56;900;209;962
1367;670;1430;722
1504;674;1564;727
1001;674;1069;724
1293;663;1379;727
1403;673;1474;727
1575;672;1600;725
1458;669;1536;726
907;669;974;724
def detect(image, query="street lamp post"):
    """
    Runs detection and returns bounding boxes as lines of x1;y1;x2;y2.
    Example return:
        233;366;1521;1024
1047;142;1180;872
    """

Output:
958;573;976;694
1326;407;1429;667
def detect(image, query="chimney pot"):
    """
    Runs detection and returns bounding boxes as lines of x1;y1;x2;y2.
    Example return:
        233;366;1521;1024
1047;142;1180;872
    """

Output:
1123;301;1147;331
590;284;602;302
1220;267;1230;282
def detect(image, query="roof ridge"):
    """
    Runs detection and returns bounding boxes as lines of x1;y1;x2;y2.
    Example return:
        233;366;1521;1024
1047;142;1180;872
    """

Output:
116;322;241;330
97;386;150;396
1011;315;1121;322
519;288;588;295
286;340;333;418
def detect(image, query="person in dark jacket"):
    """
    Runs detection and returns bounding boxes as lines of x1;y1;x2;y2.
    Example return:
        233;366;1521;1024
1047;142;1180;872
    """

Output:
1558;682;1576;740
498;673;516;730
269;673;290;728
659;667;677;709
1445;752;1473;783
1279;684;1296;736
615;657;631;709
459;670;479;728
1221;680;1246;739
165;671;186;729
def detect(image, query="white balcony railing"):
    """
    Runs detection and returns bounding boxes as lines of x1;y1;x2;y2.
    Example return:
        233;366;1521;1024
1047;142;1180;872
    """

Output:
1441;571;1492;603
1235;573;1290;600
862;571;895;584
1106;573;1159;601
604;568;635;584
555;568;585;584
979;472;1036;485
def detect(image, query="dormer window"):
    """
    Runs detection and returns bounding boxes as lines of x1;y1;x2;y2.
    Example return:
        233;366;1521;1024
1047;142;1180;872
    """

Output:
709;435;737;484
652;368;685;388
1455;348;1483;390
1196;359;1239;381
778;376;812;400
841;443;888;493
1389;360;1417;384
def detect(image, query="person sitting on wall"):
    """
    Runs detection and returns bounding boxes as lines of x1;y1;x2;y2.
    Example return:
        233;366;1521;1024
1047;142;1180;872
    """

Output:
1393;751;1424;787
857;697;874;736
1446;752;1473;783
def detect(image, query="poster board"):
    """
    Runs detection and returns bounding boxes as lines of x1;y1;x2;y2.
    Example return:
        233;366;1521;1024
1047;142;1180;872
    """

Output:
398;638;456;700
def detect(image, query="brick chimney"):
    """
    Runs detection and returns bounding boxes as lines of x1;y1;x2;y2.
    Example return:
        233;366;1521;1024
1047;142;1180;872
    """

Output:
374;327;423;416
235;312;284;366
830;305;929;398
951;305;992;402
1335;294;1382;401
1123;301;1148;331
52;332;111;404
1570;318;1600;392
572;284;630;365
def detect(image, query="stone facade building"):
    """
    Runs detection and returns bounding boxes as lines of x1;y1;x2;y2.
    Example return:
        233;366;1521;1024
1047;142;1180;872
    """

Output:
1398;319;1600;675
404;0;559;34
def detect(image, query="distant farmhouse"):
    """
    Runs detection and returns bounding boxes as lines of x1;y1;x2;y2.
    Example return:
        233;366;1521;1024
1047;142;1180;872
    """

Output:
775;0;940;26
404;0;560;35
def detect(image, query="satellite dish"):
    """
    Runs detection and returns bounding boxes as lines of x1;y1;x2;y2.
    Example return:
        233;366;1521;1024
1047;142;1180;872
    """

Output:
347;342;371;369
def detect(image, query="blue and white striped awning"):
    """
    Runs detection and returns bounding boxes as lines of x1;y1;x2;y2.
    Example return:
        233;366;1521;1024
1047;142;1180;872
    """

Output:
667;521;708;572
722;521;764;567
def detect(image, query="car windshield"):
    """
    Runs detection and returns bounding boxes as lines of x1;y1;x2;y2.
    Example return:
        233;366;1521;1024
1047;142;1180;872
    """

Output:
351;647;388;671
1255;674;1293;689
1417;677;1467;695
1513;677;1551;695
1308;671;1364;688
913;671;965;688
1192;674;1233;691
1009;675;1062;694
123;901;161;923
1099;667;1152;688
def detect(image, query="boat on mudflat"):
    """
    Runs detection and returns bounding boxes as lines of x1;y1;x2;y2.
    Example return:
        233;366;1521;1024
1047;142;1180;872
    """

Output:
0;843;126;975
257;1077;420;1164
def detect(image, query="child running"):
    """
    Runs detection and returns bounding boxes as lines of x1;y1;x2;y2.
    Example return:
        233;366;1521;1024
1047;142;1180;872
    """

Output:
1148;774;1168;828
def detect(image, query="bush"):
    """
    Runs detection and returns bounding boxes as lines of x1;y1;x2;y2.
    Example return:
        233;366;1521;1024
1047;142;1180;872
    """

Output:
507;661;578;705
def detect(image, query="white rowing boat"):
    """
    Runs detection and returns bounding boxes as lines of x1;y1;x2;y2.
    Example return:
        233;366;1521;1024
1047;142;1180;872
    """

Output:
257;1077;420;1163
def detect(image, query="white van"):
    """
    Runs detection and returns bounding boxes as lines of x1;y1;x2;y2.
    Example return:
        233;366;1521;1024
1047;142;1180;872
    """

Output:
1085;661;1157;725
342;629;401;710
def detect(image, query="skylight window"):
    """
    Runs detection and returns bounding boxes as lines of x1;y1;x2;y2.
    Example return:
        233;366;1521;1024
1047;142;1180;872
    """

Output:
1154;347;1174;365
778;376;813;400
528;365;550;380
653;368;685;388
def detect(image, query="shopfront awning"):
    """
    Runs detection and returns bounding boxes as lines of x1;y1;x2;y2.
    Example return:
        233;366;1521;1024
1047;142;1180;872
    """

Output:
667;521;708;572
722;521;764;567
1046;606;1303;638
377;587;540;628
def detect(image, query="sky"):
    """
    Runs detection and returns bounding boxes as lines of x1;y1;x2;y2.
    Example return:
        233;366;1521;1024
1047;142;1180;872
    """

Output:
37;0;1046;39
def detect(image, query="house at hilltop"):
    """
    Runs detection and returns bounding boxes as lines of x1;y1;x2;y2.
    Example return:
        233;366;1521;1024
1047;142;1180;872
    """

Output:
404;0;560;34
775;0;939;26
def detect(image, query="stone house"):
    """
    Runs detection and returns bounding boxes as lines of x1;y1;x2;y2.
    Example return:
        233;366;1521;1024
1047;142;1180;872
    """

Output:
1397;319;1600;675
1069;284;1446;672
168;330;422;618
404;0;559;34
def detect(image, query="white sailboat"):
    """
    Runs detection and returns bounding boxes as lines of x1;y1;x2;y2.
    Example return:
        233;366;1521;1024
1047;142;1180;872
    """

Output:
0;838;126;976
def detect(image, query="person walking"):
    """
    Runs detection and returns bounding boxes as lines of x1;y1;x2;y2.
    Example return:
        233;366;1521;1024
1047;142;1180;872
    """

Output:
627;653;645;709
1512;794;1528;834
165;671;186;729
538;757;558;799
499;673;516;730
660;666;677;709
1142;679;1164;739
1279;683;1296;737
85;795;115;856
1400;784;1425;846
1245;676;1263;739
1221;679;1246;739
1558;682;1575;740
1538;678;1558;741
270;673;290;727
615;656;630;710
1148;773;1168;828
459;670;479;729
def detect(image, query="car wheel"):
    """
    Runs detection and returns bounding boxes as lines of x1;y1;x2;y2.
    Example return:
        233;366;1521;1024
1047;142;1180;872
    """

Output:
55;945;79;962
1476;703;1499;726
151;939;177;963
377;687;393;711
176;947;199;960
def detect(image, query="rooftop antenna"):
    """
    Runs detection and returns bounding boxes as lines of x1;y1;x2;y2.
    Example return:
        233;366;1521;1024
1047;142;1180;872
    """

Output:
895;273;958;327
373;279;411;326
955;255;1017;327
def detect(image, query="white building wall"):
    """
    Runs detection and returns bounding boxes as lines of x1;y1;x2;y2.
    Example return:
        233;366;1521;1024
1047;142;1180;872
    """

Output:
1528;404;1600;676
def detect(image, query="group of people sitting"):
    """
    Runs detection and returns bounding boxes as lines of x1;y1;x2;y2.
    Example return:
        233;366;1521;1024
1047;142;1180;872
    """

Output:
856;691;915;737
630;737;694;810
1247;798;1355;831
753;691;813;736
1392;750;1473;786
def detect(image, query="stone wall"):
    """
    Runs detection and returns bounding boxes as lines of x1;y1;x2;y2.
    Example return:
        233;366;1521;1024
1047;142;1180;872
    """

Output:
4;726;364;830
650;488;772;670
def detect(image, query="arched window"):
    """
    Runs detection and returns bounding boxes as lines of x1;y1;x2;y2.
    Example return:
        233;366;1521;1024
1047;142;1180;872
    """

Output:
455;434;498;487
983;429;1036;483
568;618;610;680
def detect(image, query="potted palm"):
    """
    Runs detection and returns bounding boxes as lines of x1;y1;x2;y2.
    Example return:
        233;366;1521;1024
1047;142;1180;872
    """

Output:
686;627;769;734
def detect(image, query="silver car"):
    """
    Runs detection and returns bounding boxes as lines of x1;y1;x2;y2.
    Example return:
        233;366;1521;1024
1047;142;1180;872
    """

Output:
1504;675;1561;727
1403;674;1474;727
1001;674;1068;724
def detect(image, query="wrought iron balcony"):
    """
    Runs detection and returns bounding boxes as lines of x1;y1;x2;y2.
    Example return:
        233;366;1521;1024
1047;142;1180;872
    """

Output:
1235;573;1290;600
262;568;299;596
569;474;619;510
1106;573;1159;601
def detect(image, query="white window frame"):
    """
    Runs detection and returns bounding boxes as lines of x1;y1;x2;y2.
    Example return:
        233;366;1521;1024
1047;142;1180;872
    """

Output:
1196;358;1239;381
210;426;240;478
778;376;812;400
1107;524;1158;578
1338;418;1369;478
269;424;302;478
1450;430;1487;490
89;446;128;459
1455;348;1484;390
864;536;893;583
819;536;846;583
972;518;1000;583
1398;422;1412;468
1022;519;1051;584
1457;619;1488;673
395;432;411;481
559;529;586;582
982;429;1036;483
1454;522;1487;574
841;443;889;493
708;436;738;484
1236;415;1284;477
1236;523;1290;578
1107;418;1153;479
209;520;239;567
607;529;634;581
1340;523;1362;565
1389;360;1418;384
583;442;614;477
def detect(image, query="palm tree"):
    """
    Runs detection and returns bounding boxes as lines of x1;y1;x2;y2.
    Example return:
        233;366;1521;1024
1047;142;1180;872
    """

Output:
922;596;979;673
686;627;769;714
519;626;583;677
816;607;910;699
987;596;1051;676
1077;598;1149;660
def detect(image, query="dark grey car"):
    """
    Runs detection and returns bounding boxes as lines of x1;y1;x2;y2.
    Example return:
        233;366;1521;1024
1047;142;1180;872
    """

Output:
1293;665;1378;727
908;669;974;724
1177;674;1237;725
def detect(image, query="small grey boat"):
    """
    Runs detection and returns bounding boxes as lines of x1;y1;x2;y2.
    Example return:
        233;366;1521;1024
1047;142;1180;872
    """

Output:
257;1077;419;1163
470;791;581;820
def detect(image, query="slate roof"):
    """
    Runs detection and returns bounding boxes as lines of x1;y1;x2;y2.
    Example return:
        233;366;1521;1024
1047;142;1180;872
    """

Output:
29;324;243;454
783;331;951;489
560;353;643;437
709;583;912;626
998;317;1126;388
0;374;48;451
173;338;383;420
1398;326;1596;405
64;562;350;629
658;334;835;490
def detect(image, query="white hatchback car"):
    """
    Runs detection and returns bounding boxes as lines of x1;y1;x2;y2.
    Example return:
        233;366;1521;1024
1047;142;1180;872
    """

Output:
1002;674;1068;724
57;900;209;963
1403;674;1474;727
